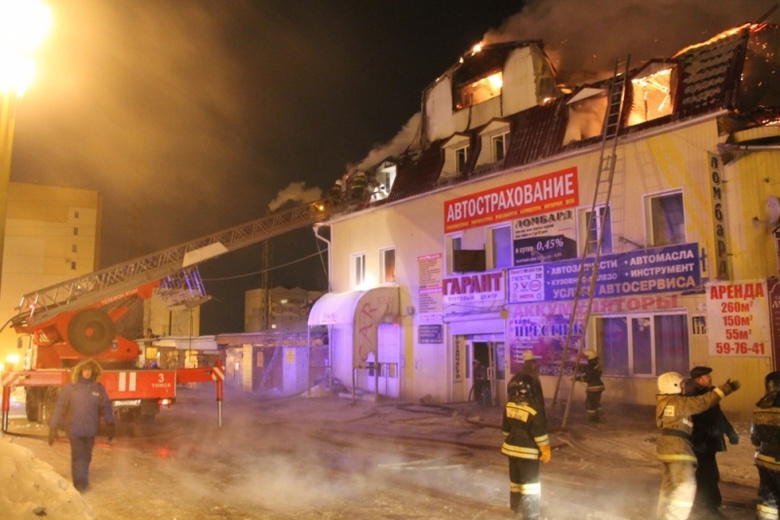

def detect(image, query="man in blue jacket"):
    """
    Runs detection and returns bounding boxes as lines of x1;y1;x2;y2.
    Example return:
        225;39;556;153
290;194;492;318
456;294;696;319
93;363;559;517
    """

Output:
49;359;115;492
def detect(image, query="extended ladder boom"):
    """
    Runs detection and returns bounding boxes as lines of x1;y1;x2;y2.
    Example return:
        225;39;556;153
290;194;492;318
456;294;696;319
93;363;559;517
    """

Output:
12;200;330;329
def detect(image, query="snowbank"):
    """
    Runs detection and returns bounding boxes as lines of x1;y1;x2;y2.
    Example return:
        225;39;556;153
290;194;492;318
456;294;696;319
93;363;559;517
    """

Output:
0;437;95;519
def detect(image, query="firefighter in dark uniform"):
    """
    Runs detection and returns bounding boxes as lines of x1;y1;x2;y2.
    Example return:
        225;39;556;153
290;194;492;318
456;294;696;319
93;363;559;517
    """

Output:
683;366;739;519
752;370;780;519
656;371;740;520
49;359;115;492
508;350;545;412
576;348;604;422
501;374;551;519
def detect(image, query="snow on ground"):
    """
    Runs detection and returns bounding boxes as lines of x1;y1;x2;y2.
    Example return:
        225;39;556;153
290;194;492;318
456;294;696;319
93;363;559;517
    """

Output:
0;436;95;519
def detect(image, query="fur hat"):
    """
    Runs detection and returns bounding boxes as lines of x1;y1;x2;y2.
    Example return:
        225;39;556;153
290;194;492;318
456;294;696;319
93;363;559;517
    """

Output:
690;366;712;380
71;359;103;384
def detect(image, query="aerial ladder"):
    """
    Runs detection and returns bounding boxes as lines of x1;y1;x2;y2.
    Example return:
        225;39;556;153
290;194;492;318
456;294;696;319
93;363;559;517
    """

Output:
551;58;630;428
1;199;331;428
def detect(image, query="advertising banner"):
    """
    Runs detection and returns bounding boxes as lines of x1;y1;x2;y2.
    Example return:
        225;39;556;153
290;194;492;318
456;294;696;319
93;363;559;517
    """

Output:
508;243;700;303
444;167;579;233
706;279;770;357
513;209;578;265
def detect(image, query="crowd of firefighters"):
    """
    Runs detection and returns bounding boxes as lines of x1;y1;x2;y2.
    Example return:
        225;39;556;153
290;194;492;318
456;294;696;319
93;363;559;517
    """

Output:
501;348;780;520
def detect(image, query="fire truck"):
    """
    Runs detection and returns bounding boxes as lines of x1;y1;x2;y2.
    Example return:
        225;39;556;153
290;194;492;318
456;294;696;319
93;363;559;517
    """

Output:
0;200;330;429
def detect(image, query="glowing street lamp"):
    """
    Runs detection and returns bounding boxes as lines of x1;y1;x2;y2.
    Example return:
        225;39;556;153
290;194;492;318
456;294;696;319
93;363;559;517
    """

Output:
0;0;52;293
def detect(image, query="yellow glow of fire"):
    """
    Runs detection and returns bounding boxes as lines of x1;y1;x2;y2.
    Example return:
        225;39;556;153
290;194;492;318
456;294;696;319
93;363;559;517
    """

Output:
0;0;52;95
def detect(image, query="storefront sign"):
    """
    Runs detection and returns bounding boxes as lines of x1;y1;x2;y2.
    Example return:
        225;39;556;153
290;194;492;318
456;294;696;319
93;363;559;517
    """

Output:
442;270;505;305
444;167;579;232
508;243;700;303
418;324;443;344
706;280;770;356
513;209;578;265
417;253;443;317
708;153;730;280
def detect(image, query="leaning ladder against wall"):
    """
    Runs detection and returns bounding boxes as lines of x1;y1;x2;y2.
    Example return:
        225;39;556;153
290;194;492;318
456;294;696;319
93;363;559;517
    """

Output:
551;57;630;429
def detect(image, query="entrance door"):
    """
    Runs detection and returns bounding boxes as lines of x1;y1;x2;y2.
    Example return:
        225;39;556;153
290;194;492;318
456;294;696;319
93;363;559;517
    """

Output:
469;341;507;406
377;324;401;398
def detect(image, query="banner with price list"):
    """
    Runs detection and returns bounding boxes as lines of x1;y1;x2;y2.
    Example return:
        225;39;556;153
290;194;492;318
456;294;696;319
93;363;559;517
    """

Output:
706;279;771;357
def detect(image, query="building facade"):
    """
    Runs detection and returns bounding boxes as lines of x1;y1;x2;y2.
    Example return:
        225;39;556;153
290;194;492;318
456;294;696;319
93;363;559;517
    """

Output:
0;181;101;366
310;24;780;418
245;286;323;332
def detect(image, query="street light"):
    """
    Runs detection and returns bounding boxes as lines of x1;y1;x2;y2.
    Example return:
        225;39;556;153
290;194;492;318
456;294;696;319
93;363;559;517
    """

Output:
0;0;52;296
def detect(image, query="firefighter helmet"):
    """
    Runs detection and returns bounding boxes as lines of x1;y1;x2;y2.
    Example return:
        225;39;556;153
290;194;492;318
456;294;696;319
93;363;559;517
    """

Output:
508;374;536;401
766;371;780;393
584;349;597;360
658;372;684;394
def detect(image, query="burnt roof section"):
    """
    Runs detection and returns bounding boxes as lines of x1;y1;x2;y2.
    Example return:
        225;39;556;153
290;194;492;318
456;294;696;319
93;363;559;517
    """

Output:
452;41;539;88
368;24;773;212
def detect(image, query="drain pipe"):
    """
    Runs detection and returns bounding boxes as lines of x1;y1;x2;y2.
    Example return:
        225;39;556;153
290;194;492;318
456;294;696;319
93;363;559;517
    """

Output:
312;224;334;392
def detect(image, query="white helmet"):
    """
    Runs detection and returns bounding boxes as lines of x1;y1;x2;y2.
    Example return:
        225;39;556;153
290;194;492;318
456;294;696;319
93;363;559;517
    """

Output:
658;372;684;394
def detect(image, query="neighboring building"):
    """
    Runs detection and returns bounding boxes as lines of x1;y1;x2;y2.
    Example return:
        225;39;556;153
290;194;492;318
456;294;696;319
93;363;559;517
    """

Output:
245;286;323;332
0;182;101;366
310;23;780;418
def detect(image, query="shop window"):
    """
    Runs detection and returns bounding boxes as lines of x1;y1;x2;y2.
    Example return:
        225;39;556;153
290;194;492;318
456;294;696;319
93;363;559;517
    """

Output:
489;225;512;269
597;314;688;376
381;247;396;283
580;205;612;255
647;191;685;246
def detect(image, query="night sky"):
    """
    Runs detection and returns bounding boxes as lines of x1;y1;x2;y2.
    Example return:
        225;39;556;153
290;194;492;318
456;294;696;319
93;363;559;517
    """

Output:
8;0;771;333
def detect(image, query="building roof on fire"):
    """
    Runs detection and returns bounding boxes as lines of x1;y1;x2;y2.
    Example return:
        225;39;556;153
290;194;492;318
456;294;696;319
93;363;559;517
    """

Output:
373;23;776;207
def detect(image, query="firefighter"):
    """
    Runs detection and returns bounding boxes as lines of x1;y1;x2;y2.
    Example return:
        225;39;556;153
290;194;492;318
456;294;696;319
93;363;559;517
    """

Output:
752;370;780;519
48;359;115;492
576;348;604;422
501;374;551;519
683;366;739;519
508;349;545;411
656;371;740;520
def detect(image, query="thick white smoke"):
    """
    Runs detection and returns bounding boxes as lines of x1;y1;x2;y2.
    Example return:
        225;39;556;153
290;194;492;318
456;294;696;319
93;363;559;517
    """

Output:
268;181;323;212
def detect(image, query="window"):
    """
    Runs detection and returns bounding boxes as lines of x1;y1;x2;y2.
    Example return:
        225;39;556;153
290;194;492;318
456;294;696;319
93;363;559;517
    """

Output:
581;205;612;255
381;248;396;283
73;227;79;236
489;226;512;269
351;253;366;287
648;192;685;246
455;146;468;173
446;235;462;274
597;314;688;377
627;61;678;126
454;71;503;110
492;133;508;162
72;244;78;253
71;261;77;270
73;210;80;219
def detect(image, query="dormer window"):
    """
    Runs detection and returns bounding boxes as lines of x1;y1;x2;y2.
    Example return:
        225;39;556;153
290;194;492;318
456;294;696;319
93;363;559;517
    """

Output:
628;61;680;126
455;146;468;173
454;70;503;110
440;134;471;182
492;132;508;162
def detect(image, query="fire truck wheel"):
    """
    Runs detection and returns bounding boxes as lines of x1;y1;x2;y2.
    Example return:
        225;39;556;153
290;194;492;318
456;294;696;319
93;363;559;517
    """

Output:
67;308;117;356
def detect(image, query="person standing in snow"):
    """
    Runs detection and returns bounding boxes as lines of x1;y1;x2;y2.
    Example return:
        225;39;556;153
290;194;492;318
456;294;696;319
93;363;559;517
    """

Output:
508;349;545;412
683;366;739;519
656;371;740;520
48;359;115;492
501;374;551;519
576;348;604;422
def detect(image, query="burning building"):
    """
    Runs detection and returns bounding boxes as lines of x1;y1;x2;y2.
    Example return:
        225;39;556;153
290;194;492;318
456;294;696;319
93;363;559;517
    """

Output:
311;22;780;418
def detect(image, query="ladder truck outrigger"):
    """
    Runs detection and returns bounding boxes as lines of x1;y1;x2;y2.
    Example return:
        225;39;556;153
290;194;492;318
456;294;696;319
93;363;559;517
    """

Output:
0;199;331;431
